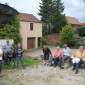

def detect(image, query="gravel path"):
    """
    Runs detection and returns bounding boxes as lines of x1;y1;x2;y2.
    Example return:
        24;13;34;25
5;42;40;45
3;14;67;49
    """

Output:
0;62;85;85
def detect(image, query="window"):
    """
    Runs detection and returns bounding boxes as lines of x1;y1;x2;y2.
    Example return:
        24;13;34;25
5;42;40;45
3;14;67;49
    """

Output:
30;23;33;31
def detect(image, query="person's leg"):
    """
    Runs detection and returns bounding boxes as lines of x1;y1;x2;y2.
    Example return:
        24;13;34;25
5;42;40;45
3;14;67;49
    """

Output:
46;53;49;65
4;53;8;64
0;60;3;76
50;58;54;66
54;57;59;67
44;53;46;65
79;60;84;64
20;57;25;69
16;57;19;69
59;56;62;67
61;56;70;67
72;63;76;70
75;63;79;74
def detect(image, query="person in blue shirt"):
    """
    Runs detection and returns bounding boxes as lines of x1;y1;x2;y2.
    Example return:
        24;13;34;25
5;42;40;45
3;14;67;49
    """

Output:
16;43;25;69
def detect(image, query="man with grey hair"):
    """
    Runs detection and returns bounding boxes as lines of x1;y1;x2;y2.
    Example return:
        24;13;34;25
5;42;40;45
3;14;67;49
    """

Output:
72;46;85;74
2;40;13;63
60;44;72;69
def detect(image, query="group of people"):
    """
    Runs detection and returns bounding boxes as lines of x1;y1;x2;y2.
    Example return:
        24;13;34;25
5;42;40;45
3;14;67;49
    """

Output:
0;40;25;77
43;44;85;74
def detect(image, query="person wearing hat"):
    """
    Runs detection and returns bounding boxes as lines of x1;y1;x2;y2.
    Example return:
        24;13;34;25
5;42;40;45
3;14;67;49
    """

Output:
2;40;13;64
60;44;72;69
72;46;85;74
51;46;62;67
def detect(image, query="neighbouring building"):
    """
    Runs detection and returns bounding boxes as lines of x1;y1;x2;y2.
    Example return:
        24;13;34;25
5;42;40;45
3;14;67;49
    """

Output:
19;13;42;50
66;16;82;31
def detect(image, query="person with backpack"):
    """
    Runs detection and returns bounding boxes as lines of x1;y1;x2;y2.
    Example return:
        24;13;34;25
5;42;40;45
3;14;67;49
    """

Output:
16;43;25;69
72;46;85;74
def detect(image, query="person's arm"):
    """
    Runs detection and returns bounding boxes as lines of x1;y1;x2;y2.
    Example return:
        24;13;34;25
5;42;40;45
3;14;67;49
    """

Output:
62;52;64;57
68;48;72;56
0;50;3;57
11;45;14;53
2;45;7;53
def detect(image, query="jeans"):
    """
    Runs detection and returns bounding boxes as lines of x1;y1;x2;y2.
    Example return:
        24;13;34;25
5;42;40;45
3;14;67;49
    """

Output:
16;57;24;68
51;57;60;67
60;55;70;67
44;53;49;60
0;60;3;74
73;59;84;71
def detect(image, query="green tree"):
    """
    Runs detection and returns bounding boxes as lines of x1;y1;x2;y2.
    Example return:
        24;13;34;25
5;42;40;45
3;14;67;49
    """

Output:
38;0;54;32
52;0;67;33
0;15;21;44
77;26;85;37
60;24;75;46
38;0;67;33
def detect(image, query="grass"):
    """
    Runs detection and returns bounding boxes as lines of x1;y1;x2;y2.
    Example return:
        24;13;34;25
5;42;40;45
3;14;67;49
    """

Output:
2;57;39;70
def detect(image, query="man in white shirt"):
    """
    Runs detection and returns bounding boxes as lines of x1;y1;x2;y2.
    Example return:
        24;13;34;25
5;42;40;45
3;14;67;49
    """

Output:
0;48;3;77
60;44;72;69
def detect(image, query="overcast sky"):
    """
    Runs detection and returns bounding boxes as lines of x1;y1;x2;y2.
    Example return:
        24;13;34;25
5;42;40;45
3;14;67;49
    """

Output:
0;0;85;23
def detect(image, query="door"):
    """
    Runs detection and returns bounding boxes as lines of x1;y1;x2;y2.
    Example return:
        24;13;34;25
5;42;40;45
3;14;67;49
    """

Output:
38;37;41;47
27;38;35;49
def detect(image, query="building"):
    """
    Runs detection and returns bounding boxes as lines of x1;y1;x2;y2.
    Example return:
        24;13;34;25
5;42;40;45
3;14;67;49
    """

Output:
19;13;42;50
66;16;82;31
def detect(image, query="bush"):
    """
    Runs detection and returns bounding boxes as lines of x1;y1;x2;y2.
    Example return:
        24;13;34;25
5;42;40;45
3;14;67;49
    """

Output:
41;37;48;47
60;24;75;46
0;15;22;44
77;26;85;37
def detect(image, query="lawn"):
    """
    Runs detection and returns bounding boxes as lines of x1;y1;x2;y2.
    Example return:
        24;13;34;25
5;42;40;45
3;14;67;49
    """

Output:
2;57;39;70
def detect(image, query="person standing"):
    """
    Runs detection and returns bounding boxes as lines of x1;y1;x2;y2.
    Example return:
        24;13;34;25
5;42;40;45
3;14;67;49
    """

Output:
0;48;3;77
2;40;13;64
16;43;25;69
43;46;52;65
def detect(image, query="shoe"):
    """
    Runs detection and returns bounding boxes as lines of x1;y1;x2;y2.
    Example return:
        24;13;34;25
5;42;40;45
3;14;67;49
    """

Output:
44;62;46;65
0;74;3;77
46;63;48;65
72;68;75;71
75;70;78;74
50;64;53;67
60;67;64;69
23;67;25;69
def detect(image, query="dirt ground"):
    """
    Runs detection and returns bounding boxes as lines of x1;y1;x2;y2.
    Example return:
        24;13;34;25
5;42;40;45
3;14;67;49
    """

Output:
1;46;85;85
0;62;85;85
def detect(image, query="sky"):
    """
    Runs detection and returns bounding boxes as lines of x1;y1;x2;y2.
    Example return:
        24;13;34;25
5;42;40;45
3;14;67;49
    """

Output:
0;0;85;23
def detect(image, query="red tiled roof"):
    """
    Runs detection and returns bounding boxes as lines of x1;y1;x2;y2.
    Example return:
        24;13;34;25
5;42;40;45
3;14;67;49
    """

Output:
66;16;82;25
81;23;85;26
18;13;41;23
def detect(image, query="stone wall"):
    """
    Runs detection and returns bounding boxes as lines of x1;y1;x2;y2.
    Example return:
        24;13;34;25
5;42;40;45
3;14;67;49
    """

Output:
44;33;60;44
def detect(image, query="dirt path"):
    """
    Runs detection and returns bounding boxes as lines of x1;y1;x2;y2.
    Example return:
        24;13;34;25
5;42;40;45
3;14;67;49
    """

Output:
1;62;85;85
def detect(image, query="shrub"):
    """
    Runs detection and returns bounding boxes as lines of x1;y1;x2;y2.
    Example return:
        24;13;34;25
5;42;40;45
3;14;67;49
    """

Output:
60;24;75;46
77;26;85;37
41;37;48;47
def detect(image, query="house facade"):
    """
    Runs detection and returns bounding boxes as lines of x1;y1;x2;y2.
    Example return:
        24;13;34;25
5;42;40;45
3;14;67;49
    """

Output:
19;13;42;50
66;16;82;31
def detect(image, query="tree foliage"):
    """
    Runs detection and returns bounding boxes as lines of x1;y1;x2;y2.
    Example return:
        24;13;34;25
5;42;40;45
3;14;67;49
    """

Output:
77;26;85;37
38;0;67;33
60;24;75;46
0;15;22;44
